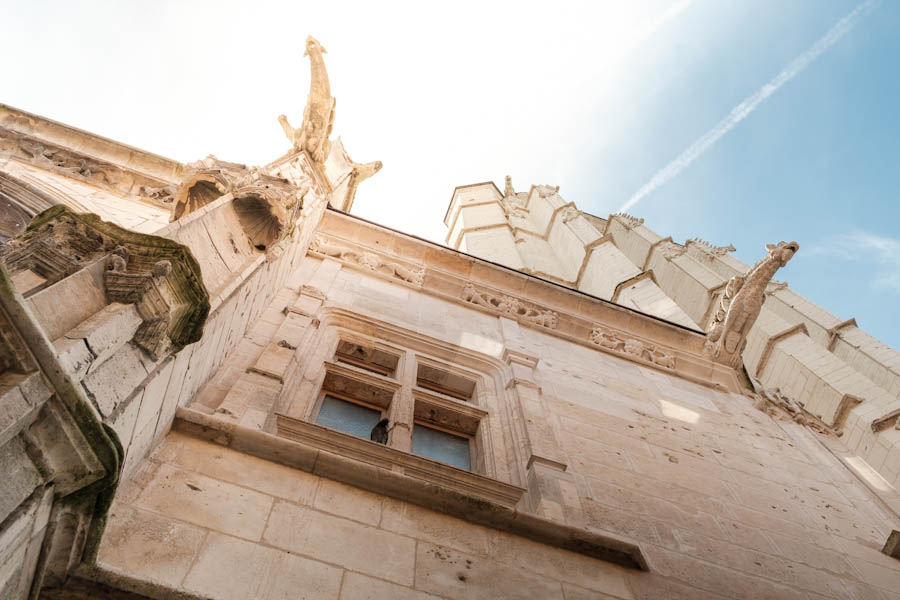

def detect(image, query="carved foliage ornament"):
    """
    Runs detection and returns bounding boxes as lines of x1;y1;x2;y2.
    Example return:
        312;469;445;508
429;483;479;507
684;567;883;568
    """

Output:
309;235;425;286
590;325;675;369
1;206;209;358
462;283;558;329
705;241;798;369
0;128;174;207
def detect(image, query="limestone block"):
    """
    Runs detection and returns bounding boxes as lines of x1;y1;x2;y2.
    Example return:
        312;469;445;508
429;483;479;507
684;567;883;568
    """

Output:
313;477;383;526
263;500;416;585
54;337;93;381
250;344;294;381
135;463;274;541
134;358;175;439
107;390;142;452
380;498;496;558
182;532;342;600
0;437;41;522
340;572;442;600
168;431;318;503
26;268;106;341
0;377;35;448
97;504;206;589
66;302;142;370
81;343;149;417
414;542;565;600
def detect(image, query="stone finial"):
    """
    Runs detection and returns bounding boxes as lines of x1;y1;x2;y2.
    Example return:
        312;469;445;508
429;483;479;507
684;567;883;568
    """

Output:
504;176;515;198
705;241;798;369
279;35;336;163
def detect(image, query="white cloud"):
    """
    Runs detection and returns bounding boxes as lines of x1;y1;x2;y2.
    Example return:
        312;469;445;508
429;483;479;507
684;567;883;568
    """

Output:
812;230;900;293
619;0;880;213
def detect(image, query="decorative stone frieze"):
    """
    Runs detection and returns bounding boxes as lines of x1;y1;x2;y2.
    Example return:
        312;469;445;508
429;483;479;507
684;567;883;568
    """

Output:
749;385;839;436
462;283;558;329
0;127;173;206
705;241;798;368
611;212;644;230
660;240;688;260
687;238;736;258
309;235;425;286
590;324;676;369
1;206;209;357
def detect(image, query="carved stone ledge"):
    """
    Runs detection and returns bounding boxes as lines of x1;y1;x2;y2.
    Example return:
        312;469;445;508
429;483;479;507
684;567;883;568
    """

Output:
590;325;676;369
462;283;558;329
1;206;209;357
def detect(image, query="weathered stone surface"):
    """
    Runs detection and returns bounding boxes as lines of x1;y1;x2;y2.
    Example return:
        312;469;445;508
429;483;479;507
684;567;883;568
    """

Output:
182;532;342;600
134;463;273;541
340;572;442;600
263;500;416;585
97;504;205;589
415;542;565;600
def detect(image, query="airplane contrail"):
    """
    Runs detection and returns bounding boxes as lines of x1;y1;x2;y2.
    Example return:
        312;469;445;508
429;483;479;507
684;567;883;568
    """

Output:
619;0;880;213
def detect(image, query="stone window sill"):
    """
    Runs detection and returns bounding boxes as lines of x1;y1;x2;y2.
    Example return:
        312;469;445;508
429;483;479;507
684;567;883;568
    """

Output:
174;406;648;571
274;413;519;507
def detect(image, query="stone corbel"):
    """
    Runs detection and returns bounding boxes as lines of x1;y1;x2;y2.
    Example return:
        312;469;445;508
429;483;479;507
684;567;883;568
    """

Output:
1;206;210;361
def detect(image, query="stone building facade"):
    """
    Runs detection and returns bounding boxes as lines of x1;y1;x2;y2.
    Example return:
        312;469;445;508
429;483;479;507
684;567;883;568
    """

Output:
2;37;900;599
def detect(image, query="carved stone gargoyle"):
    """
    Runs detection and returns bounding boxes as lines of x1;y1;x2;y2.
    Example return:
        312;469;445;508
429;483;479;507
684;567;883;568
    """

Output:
279;36;336;163
0;206;210;359
705;241;798;369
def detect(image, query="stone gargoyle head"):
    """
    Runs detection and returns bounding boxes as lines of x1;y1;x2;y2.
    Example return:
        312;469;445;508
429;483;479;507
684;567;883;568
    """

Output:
766;241;799;266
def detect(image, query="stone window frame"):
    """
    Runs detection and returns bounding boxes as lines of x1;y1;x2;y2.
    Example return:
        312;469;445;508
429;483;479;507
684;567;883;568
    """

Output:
300;332;492;476
275;308;525;506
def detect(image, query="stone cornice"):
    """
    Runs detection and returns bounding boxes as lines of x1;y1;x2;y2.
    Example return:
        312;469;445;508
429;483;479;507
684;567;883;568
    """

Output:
316;211;744;392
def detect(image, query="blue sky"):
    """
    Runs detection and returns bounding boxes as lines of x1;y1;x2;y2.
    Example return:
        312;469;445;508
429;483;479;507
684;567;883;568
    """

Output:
3;1;898;348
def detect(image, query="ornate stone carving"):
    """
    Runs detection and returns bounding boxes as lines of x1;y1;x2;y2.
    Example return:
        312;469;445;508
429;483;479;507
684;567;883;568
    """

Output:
309;236;425;286
660;241;687;260
1;206;209;357
765;280;788;296
462;283;558;329
705;241;798;368
613;212;644;230
750;386;837;436
279;36;336;163
590;325;675;369
0;127;172;202
501;176;528;219
560;206;581;223
172;156;306;250
689;238;736;258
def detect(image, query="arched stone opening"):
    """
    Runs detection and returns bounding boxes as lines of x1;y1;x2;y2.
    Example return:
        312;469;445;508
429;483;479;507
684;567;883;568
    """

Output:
172;178;223;221
233;194;285;251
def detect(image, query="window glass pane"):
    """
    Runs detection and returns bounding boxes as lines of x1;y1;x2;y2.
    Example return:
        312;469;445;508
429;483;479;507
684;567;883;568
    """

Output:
316;395;381;439
412;425;471;470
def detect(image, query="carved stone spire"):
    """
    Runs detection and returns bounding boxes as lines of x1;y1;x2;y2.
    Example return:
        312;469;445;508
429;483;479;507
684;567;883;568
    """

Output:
705;241;798;369
278;35;336;163
504;175;515;198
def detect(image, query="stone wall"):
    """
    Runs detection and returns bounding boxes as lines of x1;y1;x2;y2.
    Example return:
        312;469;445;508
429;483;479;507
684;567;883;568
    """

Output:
90;210;900;599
